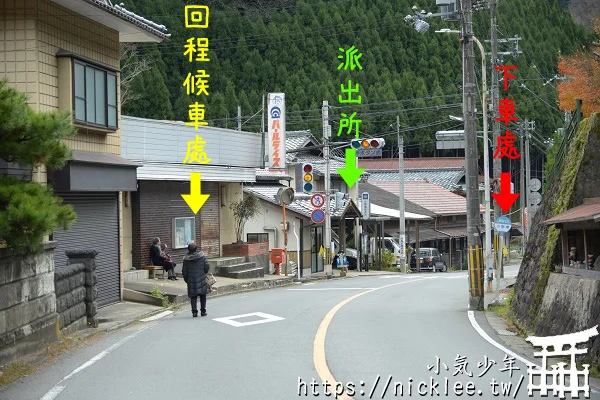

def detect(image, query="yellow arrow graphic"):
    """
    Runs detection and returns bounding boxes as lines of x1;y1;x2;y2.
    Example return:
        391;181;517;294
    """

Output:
181;172;210;214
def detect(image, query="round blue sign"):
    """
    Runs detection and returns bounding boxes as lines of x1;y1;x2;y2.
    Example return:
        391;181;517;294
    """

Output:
494;216;512;233
311;209;325;224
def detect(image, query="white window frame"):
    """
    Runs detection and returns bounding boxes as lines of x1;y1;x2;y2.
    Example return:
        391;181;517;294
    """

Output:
173;217;196;249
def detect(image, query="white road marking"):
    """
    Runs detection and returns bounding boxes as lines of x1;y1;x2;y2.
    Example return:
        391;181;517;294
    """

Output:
468;311;599;394
287;287;377;291
378;275;418;279
213;312;285;327
38;324;154;400
139;310;173;322
303;282;316;286
39;386;65;400
445;275;468;279
467;310;537;368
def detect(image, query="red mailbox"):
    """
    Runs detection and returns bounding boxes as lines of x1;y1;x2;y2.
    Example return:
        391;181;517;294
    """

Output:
271;248;285;264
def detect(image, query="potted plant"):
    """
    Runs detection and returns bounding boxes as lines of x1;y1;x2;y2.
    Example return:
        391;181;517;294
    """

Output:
222;195;264;258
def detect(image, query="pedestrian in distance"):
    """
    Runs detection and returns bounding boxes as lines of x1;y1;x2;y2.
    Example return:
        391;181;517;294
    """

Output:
182;241;210;318
150;237;177;280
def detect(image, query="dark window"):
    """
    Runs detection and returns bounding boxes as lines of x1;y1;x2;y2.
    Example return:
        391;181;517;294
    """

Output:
73;60;117;130
247;233;268;243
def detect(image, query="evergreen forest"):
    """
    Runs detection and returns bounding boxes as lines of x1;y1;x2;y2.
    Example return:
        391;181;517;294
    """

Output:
121;0;592;158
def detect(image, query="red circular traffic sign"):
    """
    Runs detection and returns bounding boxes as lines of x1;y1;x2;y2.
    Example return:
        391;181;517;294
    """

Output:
310;193;325;208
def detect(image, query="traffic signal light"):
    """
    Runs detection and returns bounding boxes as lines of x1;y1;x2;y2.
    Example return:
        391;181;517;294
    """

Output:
302;163;314;193
350;138;386;149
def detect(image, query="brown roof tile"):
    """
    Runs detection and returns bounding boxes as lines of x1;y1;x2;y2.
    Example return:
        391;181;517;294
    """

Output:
370;180;480;216
544;203;600;225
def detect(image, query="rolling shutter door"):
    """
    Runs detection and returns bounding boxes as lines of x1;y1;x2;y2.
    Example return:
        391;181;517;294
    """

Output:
53;193;120;307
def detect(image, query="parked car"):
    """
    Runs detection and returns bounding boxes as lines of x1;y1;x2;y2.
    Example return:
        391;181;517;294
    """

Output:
410;248;447;272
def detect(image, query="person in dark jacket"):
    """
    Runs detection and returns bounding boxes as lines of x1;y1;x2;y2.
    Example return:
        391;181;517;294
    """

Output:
150;237;177;280
182;241;210;317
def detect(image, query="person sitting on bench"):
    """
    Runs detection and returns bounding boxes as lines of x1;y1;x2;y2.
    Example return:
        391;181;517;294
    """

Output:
150;237;177;280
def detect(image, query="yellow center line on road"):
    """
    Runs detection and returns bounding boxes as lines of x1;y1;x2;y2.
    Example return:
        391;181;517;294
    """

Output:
313;278;430;400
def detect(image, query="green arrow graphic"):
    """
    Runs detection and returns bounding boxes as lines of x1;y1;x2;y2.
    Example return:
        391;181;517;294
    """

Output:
337;148;364;187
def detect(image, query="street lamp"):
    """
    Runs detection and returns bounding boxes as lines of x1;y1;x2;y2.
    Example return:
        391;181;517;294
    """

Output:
437;28;495;298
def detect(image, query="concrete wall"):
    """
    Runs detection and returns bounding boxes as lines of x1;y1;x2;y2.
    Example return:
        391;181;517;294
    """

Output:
54;264;86;332
0;242;59;366
535;273;600;363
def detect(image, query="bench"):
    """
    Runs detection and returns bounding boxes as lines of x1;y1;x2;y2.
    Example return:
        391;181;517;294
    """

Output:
142;265;165;279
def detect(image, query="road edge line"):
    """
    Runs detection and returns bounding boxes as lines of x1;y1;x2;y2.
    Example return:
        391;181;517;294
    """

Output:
38;323;156;400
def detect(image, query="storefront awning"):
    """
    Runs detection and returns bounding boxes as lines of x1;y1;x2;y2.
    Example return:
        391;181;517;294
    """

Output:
49;151;139;191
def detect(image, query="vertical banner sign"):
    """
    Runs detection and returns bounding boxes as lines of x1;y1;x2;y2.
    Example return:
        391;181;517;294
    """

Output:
267;93;286;169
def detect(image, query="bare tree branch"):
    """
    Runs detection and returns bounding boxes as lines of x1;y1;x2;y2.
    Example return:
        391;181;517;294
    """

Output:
120;43;153;107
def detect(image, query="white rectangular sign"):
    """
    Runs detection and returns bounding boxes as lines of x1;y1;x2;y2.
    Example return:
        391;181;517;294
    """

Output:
361;192;370;219
267;93;286;169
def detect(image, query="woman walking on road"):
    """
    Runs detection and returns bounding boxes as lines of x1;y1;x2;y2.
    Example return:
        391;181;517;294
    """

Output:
182;241;210;318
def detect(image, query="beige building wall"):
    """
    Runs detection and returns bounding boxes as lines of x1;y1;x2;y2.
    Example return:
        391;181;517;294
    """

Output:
1;0;132;291
219;183;244;249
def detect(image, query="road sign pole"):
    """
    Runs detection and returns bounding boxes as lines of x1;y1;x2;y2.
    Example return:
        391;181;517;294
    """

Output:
323;100;332;278
282;201;288;276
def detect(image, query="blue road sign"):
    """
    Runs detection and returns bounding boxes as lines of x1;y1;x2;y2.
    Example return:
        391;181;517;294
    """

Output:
311;209;325;224
494;216;512;233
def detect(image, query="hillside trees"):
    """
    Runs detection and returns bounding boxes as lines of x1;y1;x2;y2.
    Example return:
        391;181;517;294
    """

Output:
121;0;589;155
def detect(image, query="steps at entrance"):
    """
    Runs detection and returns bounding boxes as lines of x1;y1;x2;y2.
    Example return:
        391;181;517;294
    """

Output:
226;267;265;279
208;257;246;269
208;257;265;279
215;262;256;275
216;263;264;279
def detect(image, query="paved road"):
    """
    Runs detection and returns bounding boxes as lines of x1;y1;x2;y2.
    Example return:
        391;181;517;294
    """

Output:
2;267;597;400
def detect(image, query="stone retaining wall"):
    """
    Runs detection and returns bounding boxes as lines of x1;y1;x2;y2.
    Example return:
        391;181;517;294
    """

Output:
54;264;87;332
0;242;59;366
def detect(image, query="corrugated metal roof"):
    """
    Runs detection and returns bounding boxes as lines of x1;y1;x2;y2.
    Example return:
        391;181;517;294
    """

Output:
371;180;480;216
135;162;257;183
255;168;292;181
244;184;359;219
367;169;465;191
359;157;465;170
544;202;600;225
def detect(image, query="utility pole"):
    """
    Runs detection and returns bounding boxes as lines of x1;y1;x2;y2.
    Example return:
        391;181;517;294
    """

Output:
261;94;265;169
524;119;532;241
323;100;332;279
473;36;493;295
490;0;502;278
237;105;242;131
519;132;525;256
397;115;406;273
462;0;484;311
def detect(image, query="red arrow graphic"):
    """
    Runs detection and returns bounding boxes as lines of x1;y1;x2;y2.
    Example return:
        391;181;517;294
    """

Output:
491;172;520;213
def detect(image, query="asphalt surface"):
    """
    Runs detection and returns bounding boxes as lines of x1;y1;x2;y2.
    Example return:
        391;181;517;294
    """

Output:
2;268;598;400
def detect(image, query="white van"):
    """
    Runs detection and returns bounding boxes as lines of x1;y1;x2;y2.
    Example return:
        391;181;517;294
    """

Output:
383;237;403;265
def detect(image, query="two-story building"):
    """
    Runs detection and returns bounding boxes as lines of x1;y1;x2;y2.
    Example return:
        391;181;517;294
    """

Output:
1;0;170;306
